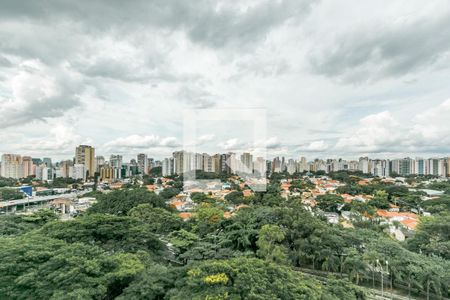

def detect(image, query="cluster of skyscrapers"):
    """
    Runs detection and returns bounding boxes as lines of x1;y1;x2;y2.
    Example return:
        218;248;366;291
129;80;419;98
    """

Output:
162;151;267;177
163;153;450;178
271;156;450;177
0;145;161;181
1;146;450;181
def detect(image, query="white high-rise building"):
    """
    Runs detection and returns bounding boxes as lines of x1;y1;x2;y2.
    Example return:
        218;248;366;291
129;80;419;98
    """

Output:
240;152;253;173
287;159;297;175
1;154;23;179
298;156;308;173
254;157;266;176
162;158;174;176
358;157;370;174
194;153;203;170
202;154;215;173
137;153;148;175
72;164;86;180
42;167;51;181
110;155;123;179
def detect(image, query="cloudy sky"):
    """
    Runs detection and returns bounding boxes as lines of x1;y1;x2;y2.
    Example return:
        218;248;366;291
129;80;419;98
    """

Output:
1;0;450;161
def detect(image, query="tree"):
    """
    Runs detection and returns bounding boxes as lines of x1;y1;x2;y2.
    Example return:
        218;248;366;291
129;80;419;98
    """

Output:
343;250;367;284
168;229;199;258
39;214;165;255
407;214;450;259
128;204;183;234
419;263;443;300
256;224;287;264
142;175;155;185
168;257;322;300
0;188;24;200
88;188;166;215
159;187;181;199
118;261;176;300
368;190;390;209
0;209;57;236
316;194;344;212
149;166;162;177
0;235;144;299
220;218;258;252
224;191;244;204
196;204;225;225
190;192;209;203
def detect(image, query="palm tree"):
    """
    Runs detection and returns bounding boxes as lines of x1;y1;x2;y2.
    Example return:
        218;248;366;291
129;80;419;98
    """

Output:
419;265;442;300
404;265;422;300
221;221;257;251
343;252;367;285
363;251;379;288
321;254;340;273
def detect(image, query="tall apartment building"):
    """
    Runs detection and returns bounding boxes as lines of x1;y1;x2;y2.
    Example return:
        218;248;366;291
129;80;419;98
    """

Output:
71;164;86;180
286;159;297;175
415;158;426;175
148;158;155;170
110;155;123;179
272;157;281;173
1;154;23;178
370;159;390;177
194;153;203;170
75;145;95;178
162;158;174;176
95;156;105;172
212;154;221;174
22;156;33;177
220;153;231;174
254;157;266;176
137;153;148;175
100;163;116;181
358;157;370;174
173;151;184;175
240;152;253;173
448;157;450;177
202;154;214;172
59;160;73;178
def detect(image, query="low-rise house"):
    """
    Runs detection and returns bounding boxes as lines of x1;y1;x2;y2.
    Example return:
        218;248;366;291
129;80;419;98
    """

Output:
323;212;339;224
388;203;400;212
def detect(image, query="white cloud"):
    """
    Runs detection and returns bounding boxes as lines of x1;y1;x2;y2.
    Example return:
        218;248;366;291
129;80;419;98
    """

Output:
218;138;243;151
307;140;329;151
0;59;82;128
264;137;282;149
334;99;450;155
410;98;450;148
197;134;215;143
335;111;401;152
104;135;180;150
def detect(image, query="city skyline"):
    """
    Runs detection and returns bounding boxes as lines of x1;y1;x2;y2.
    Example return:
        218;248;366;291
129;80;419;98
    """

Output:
1;1;450;159
2;145;450;181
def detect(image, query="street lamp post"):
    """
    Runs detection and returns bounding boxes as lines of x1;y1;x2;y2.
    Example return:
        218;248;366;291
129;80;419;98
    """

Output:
376;259;389;298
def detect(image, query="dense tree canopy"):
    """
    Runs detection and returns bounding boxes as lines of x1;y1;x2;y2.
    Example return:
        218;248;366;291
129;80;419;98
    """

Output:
88;188;166;215
1;179;449;299
39;214;166;255
0;235;144;299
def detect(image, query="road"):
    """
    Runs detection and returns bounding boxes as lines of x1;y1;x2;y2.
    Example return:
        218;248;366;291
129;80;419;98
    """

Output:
0;190;91;208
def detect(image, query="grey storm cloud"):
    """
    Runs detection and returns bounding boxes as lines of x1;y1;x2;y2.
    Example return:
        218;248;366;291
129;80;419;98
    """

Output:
0;0;317;49
0;55;12;67
309;10;450;82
